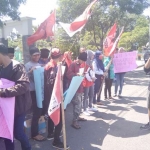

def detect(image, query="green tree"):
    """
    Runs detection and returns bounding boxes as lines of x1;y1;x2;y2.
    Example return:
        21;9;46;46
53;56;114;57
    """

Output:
57;0;150;50
119;16;149;50
0;0;26;25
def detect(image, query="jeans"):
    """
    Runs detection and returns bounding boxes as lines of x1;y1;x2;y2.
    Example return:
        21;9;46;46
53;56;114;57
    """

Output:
93;74;103;104
30;91;42;137
83;85;94;110
72;93;82;121
4;114;31;150
115;73;125;95
48;107;62;143
104;78;113;98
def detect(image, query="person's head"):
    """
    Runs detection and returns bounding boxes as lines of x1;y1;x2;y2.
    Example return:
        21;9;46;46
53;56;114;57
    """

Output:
0;43;9;65
80;47;86;53
64;51;72;60
8;48;14;59
29;48;40;62
40;48;50;62
51;48;63;63
86;50;95;66
78;52;87;64
118;47;125;53
95;50;103;60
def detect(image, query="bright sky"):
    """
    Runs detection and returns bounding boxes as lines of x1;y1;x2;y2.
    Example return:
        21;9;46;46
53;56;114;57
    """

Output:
19;0;150;25
19;0;57;25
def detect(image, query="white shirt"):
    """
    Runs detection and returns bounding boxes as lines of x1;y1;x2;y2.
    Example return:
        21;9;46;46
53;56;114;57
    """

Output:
92;60;104;75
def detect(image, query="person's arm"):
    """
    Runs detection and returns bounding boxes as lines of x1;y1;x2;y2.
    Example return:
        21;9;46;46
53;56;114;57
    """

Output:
0;64;30;98
92;61;103;75
144;58;150;73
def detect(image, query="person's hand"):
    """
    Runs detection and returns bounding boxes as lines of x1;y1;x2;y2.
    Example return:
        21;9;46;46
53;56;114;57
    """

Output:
77;73;83;76
29;67;36;73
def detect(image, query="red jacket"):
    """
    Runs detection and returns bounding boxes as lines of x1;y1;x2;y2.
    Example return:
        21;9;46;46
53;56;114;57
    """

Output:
80;63;94;87
67;61;83;93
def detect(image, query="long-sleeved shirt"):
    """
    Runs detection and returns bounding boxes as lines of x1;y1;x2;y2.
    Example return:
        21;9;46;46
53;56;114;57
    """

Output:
67;62;83;93
92;60;104;75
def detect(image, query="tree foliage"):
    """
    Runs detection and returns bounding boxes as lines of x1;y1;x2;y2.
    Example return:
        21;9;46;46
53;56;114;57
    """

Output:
0;0;26;25
57;0;150;50
119;16;149;50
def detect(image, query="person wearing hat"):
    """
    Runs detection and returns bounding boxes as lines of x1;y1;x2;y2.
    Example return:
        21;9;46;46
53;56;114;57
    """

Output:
39;48;50;65
25;48;46;141
0;43;32;150
8;47;15;59
67;52;87;129
44;48;69;149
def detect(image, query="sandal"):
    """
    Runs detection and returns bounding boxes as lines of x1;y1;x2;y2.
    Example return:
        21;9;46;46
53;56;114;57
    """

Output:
32;135;46;141
71;121;81;129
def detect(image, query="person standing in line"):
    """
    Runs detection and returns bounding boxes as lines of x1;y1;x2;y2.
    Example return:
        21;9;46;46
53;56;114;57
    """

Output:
67;52;87;129
0;43;32;150
44;48;69;149
82;50;97;116
104;56;115;100
39;48;50;66
25;48;46;141
114;47;126;97
92;50;105;105
140;57;150;130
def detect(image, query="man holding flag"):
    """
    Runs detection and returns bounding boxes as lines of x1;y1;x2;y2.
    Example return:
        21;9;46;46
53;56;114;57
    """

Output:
44;48;69;149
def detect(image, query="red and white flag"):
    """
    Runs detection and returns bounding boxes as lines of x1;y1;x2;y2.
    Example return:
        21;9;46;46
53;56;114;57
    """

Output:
48;64;62;125
59;0;97;37
27;10;55;45
103;23;117;56
109;26;124;56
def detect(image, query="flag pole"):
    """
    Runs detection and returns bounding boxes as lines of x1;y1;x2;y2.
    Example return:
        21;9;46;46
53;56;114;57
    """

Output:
60;63;67;150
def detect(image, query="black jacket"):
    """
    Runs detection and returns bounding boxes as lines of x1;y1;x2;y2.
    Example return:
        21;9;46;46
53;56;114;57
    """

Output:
0;60;32;116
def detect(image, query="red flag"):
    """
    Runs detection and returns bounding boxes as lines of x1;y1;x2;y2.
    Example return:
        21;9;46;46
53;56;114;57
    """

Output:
27;10;55;45
59;0;97;37
48;64;62;125
103;23;117;56
109;26;124;56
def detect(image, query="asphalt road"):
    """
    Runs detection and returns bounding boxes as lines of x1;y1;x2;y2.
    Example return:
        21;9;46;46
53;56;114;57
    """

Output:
1;67;150;150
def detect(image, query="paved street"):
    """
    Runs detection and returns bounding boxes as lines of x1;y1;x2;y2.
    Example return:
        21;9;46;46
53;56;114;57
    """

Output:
1;67;150;150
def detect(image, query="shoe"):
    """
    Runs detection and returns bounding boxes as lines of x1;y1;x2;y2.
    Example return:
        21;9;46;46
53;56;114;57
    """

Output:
52;141;70;149
118;94;122;98
83;110;90;116
140;122;150;130
88;107;98;112
47;133;54;140
47;133;63;140
113;94;117;97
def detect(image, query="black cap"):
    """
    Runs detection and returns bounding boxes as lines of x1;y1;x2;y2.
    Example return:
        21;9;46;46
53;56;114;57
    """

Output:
29;48;40;56
78;52;87;61
40;48;50;58
8;47;15;54
0;43;8;54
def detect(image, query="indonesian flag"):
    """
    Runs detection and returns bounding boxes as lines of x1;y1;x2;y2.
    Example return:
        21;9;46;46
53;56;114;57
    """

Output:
59;0;97;37
48;64;62;125
109;26;124;56
27;10;55;45
103;23;117;56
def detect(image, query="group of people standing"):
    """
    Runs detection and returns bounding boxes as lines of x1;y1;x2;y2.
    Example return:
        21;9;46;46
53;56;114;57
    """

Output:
0;43;126;150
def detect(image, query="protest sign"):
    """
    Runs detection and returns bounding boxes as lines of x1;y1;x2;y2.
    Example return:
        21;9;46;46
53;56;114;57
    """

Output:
113;51;137;73
33;67;44;108
0;79;15;142
64;76;84;109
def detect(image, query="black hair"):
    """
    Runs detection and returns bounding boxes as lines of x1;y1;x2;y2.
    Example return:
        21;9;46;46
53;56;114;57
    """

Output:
0;43;8;55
